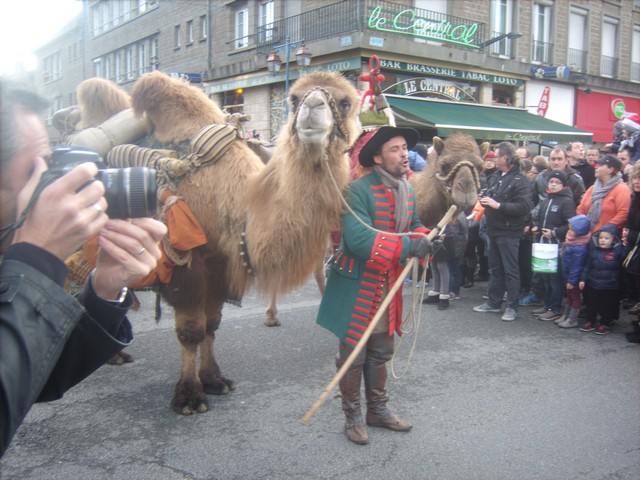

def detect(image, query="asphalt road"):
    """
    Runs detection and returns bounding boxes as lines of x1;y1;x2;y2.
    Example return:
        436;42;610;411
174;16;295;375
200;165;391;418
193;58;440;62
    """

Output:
1;278;639;480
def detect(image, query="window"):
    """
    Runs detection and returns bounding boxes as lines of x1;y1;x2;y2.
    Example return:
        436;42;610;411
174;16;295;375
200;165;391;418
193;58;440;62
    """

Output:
44;52;61;82
632;25;640;82
115;51;123;82
93;58;102;78
126;47;134;79
490;0;514;57
113;0;121;25
413;0;447;45
601;16;619;77
174;24;181;48
151;37;159;70
532;0;553;63
258;1;274;43
235;9;248;49
222;89;245;114
138;42;146;75
187;20;193;44
200;15;208;40
104;55;112;80
568;6;587;72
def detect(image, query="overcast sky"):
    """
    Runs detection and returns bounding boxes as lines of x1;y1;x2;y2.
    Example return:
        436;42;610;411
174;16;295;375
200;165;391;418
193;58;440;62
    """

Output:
0;0;83;75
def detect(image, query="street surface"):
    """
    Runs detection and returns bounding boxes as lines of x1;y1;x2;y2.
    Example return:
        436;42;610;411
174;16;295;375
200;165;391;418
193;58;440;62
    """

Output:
1;278;639;480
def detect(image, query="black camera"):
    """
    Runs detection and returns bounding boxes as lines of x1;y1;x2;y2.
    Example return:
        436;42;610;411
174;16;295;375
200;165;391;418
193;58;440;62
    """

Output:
49;146;157;219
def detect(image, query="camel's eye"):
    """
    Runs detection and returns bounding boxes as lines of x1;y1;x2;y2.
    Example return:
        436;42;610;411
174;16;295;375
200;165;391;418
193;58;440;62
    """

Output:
339;99;351;114
290;95;300;111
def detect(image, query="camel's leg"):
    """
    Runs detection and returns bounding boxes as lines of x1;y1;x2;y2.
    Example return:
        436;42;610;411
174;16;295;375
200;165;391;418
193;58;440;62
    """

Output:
199;287;235;394
264;288;281;327
313;260;326;295
163;259;209;415
172;308;208;415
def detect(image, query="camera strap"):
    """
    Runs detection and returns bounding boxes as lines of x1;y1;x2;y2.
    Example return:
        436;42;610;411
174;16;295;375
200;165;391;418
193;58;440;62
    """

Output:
0;171;59;245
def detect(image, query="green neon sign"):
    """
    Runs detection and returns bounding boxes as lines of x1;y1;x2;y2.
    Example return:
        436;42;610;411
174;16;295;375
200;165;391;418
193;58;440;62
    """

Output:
367;6;480;48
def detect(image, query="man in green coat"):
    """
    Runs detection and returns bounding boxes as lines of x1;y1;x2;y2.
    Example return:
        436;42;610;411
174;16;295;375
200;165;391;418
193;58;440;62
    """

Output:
316;126;431;445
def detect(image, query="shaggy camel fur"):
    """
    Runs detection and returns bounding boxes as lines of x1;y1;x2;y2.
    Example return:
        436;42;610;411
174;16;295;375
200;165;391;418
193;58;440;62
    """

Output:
76;77;131;129
410;133;488;228
130;71;361;414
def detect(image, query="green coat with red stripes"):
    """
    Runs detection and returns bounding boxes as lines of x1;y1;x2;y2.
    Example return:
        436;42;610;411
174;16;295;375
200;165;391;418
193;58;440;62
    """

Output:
316;170;428;347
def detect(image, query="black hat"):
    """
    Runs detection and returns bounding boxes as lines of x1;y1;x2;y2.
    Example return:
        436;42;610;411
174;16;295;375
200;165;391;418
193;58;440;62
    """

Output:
596;154;623;172
357;126;419;167
547;170;567;186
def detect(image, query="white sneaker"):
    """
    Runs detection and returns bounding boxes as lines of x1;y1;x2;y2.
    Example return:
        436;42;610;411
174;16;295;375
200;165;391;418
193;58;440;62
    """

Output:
501;307;517;321
558;317;578;328
554;315;565;325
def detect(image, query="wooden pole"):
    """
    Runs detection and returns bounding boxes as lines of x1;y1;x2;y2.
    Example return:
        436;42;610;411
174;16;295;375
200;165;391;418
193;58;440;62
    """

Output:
301;204;458;424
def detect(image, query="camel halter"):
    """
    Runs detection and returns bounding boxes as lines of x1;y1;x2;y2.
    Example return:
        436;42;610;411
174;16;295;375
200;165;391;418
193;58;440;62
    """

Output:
290;86;348;141
435;160;482;193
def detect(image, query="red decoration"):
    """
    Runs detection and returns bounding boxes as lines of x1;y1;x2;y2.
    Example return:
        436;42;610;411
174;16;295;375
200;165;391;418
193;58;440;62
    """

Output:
359;55;385;110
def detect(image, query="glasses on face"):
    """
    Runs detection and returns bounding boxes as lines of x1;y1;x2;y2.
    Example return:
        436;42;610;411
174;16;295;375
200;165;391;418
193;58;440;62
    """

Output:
548;180;563;185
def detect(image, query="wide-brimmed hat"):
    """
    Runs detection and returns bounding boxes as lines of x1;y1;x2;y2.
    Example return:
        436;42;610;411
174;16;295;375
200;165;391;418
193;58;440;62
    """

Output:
357;126;419;167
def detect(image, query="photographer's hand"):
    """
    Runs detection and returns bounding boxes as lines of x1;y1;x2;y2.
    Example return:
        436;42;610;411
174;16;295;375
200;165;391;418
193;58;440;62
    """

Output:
12;160;108;261
92;217;167;300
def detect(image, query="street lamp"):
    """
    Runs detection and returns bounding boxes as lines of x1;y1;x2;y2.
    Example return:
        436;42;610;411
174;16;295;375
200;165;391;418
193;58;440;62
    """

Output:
480;31;522;48
266;35;312;117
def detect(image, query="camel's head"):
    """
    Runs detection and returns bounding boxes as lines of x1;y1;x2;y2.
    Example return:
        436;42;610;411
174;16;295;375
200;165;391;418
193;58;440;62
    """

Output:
131;71;224;142
432;133;487;210
287;72;361;147
76;77;131;128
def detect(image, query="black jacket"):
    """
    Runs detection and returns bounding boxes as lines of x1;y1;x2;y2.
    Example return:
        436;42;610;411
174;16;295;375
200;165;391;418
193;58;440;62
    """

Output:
534;187;576;242
534;167;586;207
485;166;533;238
0;243;133;457
573;161;595;189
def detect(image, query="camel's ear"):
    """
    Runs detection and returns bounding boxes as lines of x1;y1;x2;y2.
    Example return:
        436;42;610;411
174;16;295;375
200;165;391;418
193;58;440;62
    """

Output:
433;136;445;156
480;142;491;156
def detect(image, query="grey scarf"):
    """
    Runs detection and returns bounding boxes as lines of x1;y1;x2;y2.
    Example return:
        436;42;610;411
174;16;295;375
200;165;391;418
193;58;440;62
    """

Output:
588;173;623;228
374;165;409;233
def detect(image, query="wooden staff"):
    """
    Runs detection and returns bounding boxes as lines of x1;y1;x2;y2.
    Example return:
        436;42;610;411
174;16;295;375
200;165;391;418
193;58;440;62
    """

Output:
301;204;458;424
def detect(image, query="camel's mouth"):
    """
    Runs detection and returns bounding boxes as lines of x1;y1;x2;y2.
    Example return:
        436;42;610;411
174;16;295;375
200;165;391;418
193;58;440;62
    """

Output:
297;128;329;144
451;188;479;209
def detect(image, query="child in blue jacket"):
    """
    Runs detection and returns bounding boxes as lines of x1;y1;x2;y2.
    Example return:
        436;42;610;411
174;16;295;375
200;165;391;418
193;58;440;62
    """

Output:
579;224;626;335
558;214;591;328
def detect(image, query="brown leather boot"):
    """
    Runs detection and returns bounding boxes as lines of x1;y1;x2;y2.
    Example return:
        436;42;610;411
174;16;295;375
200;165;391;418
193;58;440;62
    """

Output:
364;362;412;432
338;362;368;445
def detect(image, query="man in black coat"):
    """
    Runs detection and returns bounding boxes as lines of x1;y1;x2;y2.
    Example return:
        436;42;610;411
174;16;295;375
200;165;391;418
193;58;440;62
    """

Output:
473;142;533;322
0;80;166;457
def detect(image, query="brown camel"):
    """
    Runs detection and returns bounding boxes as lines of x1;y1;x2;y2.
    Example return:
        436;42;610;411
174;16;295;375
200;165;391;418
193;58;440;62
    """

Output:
410;133;488;228
127;71;361;414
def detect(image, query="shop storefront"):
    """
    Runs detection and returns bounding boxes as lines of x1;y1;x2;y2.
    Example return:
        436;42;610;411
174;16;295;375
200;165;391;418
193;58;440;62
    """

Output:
575;91;640;144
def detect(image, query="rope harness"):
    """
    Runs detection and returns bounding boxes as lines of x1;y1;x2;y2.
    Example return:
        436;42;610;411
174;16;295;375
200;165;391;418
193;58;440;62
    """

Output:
290;86;349;143
434;159;481;193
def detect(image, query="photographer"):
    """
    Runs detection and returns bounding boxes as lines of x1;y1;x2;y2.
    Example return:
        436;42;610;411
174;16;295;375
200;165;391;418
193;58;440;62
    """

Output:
0;80;166;457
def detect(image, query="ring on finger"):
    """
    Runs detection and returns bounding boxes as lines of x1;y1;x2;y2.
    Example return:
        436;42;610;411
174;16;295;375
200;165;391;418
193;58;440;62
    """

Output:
136;247;146;256
92;203;103;214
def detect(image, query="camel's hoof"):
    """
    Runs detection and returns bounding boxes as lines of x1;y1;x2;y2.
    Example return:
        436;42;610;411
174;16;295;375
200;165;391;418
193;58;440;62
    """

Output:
264;316;281;327
107;350;135;365
203;376;235;395
172;381;209;415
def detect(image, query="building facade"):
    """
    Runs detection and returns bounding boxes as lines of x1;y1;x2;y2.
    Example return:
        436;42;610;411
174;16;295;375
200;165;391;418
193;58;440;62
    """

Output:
35;0;640;146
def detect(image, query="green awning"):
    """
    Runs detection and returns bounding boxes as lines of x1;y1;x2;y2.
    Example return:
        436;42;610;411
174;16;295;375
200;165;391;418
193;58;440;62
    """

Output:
386;94;592;143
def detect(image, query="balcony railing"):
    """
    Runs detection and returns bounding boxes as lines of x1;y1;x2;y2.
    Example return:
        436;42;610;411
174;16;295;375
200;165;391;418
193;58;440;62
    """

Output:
567;47;587;73
250;0;487;54
600;55;618;77
532;39;553;64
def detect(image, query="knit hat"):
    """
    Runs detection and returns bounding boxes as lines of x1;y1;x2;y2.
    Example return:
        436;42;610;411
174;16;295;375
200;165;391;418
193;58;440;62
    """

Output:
547;169;567;186
621;114;640;133
482;151;496;161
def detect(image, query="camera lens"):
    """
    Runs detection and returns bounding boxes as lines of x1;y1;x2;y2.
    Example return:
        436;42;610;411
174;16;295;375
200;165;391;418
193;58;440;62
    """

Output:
96;167;157;219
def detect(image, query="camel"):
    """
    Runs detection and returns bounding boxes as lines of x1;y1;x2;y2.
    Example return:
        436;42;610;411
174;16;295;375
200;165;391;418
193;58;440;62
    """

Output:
124;70;361;414
410;133;488;228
